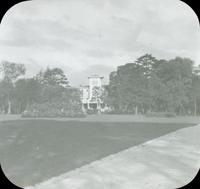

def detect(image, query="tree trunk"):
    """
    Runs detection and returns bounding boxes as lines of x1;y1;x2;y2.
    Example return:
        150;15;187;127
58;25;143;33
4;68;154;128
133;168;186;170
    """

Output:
194;98;197;116
135;105;138;115
149;105;152;113
8;98;11;114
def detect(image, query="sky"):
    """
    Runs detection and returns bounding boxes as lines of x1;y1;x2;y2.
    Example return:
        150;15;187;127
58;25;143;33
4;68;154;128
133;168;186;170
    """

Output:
0;0;199;86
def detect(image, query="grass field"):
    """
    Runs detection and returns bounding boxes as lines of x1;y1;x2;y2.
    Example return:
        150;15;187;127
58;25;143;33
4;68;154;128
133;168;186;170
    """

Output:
0;117;197;187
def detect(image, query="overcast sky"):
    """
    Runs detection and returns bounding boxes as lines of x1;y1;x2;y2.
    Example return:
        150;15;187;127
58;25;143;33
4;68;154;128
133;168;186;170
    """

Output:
0;0;199;86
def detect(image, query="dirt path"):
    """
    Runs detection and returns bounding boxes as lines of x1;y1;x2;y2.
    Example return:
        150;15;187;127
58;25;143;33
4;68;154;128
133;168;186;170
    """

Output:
26;124;200;189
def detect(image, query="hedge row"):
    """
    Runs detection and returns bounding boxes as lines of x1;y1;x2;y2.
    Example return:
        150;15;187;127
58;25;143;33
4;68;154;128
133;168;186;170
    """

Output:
21;102;86;118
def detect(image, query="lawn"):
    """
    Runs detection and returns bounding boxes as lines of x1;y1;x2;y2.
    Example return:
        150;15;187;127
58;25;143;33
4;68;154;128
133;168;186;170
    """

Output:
0;119;196;187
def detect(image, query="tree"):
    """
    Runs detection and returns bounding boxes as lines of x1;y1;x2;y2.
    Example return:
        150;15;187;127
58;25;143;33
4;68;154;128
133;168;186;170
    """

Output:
41;85;64;103
21;67;84;117
36;67;69;88
106;55;195;115
0;79;13;113
155;57;193;114
0;61;26;81
90;86;105;110
106;54;159;114
135;54;159;79
23;87;84;118
106;71;120;111
14;78;42;113
0;61;26;113
191;74;200;115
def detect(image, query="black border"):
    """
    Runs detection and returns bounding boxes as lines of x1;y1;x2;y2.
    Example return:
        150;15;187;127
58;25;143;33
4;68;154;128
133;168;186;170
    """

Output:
0;0;30;23
181;0;199;24
0;165;23;188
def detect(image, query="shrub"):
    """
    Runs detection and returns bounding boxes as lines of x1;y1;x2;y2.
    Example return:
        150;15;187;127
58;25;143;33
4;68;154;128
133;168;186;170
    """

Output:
21;102;86;118
21;87;86;118
86;109;98;115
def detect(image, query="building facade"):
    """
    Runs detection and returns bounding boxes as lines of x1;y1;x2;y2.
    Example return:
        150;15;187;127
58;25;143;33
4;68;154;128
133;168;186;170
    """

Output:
193;66;200;76
80;75;105;112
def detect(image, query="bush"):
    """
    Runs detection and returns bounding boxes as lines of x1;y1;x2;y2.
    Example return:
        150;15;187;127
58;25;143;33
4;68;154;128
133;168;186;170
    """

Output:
145;111;176;118
21;102;86;118
21;110;38;118
21;86;87;118
86;109;98;115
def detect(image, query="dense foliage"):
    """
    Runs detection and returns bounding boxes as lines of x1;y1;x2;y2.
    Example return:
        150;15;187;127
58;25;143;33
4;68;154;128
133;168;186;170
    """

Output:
0;64;84;117
105;54;200;115
22;88;85;118
0;54;200;117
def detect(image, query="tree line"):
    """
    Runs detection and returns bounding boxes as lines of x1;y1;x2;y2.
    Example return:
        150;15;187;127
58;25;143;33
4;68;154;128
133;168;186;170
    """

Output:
105;54;200;116
0;61;83;117
0;54;200;116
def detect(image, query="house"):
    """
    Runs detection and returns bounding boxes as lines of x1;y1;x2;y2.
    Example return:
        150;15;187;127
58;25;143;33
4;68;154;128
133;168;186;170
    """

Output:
193;66;200;76
80;75;106;112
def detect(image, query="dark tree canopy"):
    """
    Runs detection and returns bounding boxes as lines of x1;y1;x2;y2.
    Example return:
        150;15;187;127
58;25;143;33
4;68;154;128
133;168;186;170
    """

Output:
0;61;26;114
36;67;69;88
0;61;26;81
0;56;199;116
105;54;198;115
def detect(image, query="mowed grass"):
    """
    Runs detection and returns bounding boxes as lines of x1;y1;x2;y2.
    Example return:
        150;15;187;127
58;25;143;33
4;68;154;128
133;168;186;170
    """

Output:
0;119;195;187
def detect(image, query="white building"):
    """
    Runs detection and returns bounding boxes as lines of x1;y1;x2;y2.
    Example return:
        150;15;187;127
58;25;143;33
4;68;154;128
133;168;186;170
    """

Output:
193;66;200;76
80;75;105;112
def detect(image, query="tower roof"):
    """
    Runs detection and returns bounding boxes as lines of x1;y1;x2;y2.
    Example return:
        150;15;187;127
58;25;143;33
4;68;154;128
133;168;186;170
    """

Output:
88;74;104;79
